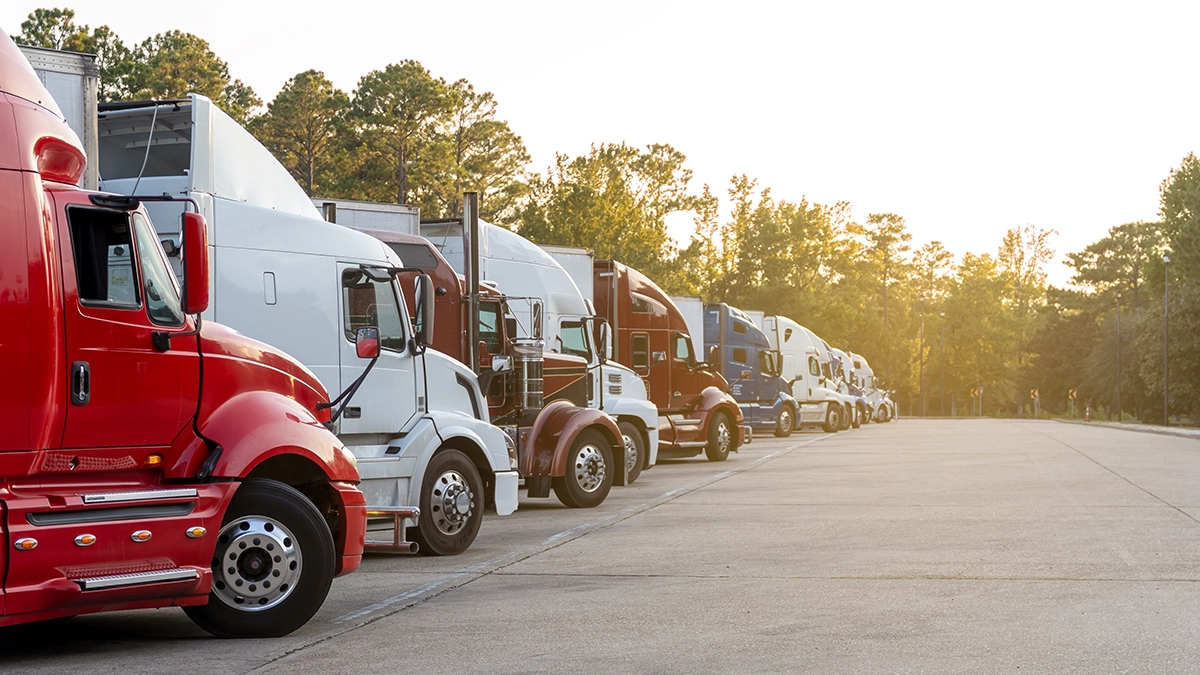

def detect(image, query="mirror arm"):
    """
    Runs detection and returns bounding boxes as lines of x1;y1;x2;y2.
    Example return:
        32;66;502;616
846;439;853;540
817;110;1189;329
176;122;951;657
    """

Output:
320;351;381;427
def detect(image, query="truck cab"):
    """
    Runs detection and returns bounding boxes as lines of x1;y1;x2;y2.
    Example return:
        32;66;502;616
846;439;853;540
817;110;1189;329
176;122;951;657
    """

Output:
701;303;798;438
830;346;868;428
851;352;895;422
761;315;851;433
423;225;661;485
0;30;366;636
594;262;748;461
360;228;625;509
91;95;517;556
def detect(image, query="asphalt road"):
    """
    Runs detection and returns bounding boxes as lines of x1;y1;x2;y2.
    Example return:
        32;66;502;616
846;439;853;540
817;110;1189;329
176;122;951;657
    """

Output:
3;419;1198;674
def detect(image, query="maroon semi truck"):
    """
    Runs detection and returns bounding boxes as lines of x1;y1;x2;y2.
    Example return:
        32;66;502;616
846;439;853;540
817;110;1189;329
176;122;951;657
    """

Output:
362;225;627;508
593;260;749;461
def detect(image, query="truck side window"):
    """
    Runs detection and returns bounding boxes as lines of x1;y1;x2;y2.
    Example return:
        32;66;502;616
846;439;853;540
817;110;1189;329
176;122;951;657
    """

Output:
809;356;820;377
343;271;406;351
673;333;694;362
784;328;793;341
758;351;772;375
132;212;185;326
733;348;747;363
631;295;651;313
559;320;591;359
480;301;503;353
632;334;649;368
734;322;747;335
67;207;140;308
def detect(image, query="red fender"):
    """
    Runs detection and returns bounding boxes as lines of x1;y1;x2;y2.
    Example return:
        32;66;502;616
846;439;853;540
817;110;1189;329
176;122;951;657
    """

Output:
524;400;623;483
183;390;358;481
695;386;745;437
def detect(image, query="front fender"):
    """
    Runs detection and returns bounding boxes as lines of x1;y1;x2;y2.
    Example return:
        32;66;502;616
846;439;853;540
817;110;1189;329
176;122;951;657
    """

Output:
694;386;744;431
424;411;512;474
526;401;623;484
772;392;798;416
191;391;359;482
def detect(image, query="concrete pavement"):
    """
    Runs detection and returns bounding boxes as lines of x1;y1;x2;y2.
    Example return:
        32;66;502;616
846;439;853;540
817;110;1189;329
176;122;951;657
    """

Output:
3;420;1197;674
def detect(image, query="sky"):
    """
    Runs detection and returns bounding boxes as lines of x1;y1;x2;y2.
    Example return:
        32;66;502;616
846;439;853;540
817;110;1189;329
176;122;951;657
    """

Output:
5;1;1198;286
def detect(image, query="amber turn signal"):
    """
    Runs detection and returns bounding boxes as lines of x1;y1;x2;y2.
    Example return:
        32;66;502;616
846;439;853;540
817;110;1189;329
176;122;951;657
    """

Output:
15;538;37;550
145;454;163;466
185;527;206;539
74;534;97;547
131;530;152;542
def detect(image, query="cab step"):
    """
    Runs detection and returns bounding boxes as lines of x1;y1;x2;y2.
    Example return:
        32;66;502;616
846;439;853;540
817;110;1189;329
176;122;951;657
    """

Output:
364;507;420;554
76;567;198;591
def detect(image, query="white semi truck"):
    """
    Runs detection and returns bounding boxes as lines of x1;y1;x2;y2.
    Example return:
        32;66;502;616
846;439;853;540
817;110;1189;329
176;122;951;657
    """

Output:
312;201;661;485
760;315;853;432
851;352;895;422
88;94;518;556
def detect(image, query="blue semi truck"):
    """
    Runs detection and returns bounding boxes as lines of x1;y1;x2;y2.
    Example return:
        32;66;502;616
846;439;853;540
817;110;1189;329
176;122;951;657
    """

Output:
702;303;799;438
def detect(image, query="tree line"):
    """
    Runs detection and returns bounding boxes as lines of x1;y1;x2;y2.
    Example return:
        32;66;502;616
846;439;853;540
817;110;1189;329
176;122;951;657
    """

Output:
16;8;1199;424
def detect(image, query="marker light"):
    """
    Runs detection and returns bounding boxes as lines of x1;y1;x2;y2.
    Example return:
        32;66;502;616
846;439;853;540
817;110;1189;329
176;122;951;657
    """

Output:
15;538;37;550
185;527;206;539
145;454;163;466
74;534;97;547
131;530;152;542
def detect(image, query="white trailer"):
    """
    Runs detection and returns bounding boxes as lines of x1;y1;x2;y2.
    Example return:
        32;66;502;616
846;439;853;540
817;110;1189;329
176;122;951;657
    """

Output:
17;44;98;189
669;295;706;357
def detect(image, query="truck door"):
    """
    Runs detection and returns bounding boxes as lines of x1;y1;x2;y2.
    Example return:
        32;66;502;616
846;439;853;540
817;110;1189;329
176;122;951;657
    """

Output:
57;199;200;449
669;332;700;412
338;266;418;434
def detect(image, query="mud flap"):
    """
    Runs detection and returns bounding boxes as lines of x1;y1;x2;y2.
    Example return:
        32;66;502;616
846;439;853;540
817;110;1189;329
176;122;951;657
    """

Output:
526;476;551;498
740;425;752;447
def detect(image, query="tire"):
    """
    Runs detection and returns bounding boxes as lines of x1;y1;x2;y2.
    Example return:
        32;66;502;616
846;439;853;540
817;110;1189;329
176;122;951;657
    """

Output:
553;429;614;508
705;412;733;462
617;420;645;485
859;405;870;425
821;403;841;433
774;405;794;438
184;479;335;638
839;404;852;430
851;405;862;428
412;449;484;556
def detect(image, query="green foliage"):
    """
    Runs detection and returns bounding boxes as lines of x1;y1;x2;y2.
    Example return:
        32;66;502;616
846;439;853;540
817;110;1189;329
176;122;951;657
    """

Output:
518;142;693;280
127;30;260;123
248;70;350;197
16;7;132;100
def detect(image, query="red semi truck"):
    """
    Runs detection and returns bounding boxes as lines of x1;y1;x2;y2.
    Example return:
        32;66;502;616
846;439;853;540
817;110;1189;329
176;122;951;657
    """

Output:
593;261;749;460
0;29;366;637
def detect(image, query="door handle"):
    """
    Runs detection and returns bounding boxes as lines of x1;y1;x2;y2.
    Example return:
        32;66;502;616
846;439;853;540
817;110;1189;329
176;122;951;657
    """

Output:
673;391;681;398
71;361;90;406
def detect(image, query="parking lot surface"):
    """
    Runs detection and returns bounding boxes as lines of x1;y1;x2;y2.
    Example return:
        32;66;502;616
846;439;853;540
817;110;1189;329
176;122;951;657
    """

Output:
3;419;1198;674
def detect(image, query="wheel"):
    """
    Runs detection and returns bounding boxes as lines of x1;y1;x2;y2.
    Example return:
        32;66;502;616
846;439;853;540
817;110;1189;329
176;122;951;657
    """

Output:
840;404;852;430
851;405;861;428
859;405;870;425
412;449;484;556
821;403;841;433
617;420;645;485
705;412;733;462
553;429;614;508
184;479;335;638
774;405;794;438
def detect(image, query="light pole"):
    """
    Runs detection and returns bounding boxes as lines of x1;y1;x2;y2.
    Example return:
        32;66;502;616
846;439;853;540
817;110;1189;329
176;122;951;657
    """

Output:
1163;253;1170;426
939;310;946;416
919;295;926;416
1116;290;1122;421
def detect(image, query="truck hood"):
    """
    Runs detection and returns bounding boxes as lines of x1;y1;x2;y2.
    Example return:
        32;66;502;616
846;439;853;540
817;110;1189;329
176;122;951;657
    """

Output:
200;321;329;410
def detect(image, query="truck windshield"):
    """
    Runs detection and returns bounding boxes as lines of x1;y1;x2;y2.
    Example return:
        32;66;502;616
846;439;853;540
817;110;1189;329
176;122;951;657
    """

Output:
132;212;185;326
559;320;591;359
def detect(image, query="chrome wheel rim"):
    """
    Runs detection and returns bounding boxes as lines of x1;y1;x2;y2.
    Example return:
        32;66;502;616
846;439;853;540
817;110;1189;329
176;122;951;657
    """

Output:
716;422;731;454
780;409;793;433
212;516;301;612
431;469;474;536
573;444;607;493
623;433;639;475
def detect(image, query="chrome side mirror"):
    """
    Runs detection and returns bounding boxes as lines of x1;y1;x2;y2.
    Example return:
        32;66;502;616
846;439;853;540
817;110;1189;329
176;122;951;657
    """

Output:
492;354;513;373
